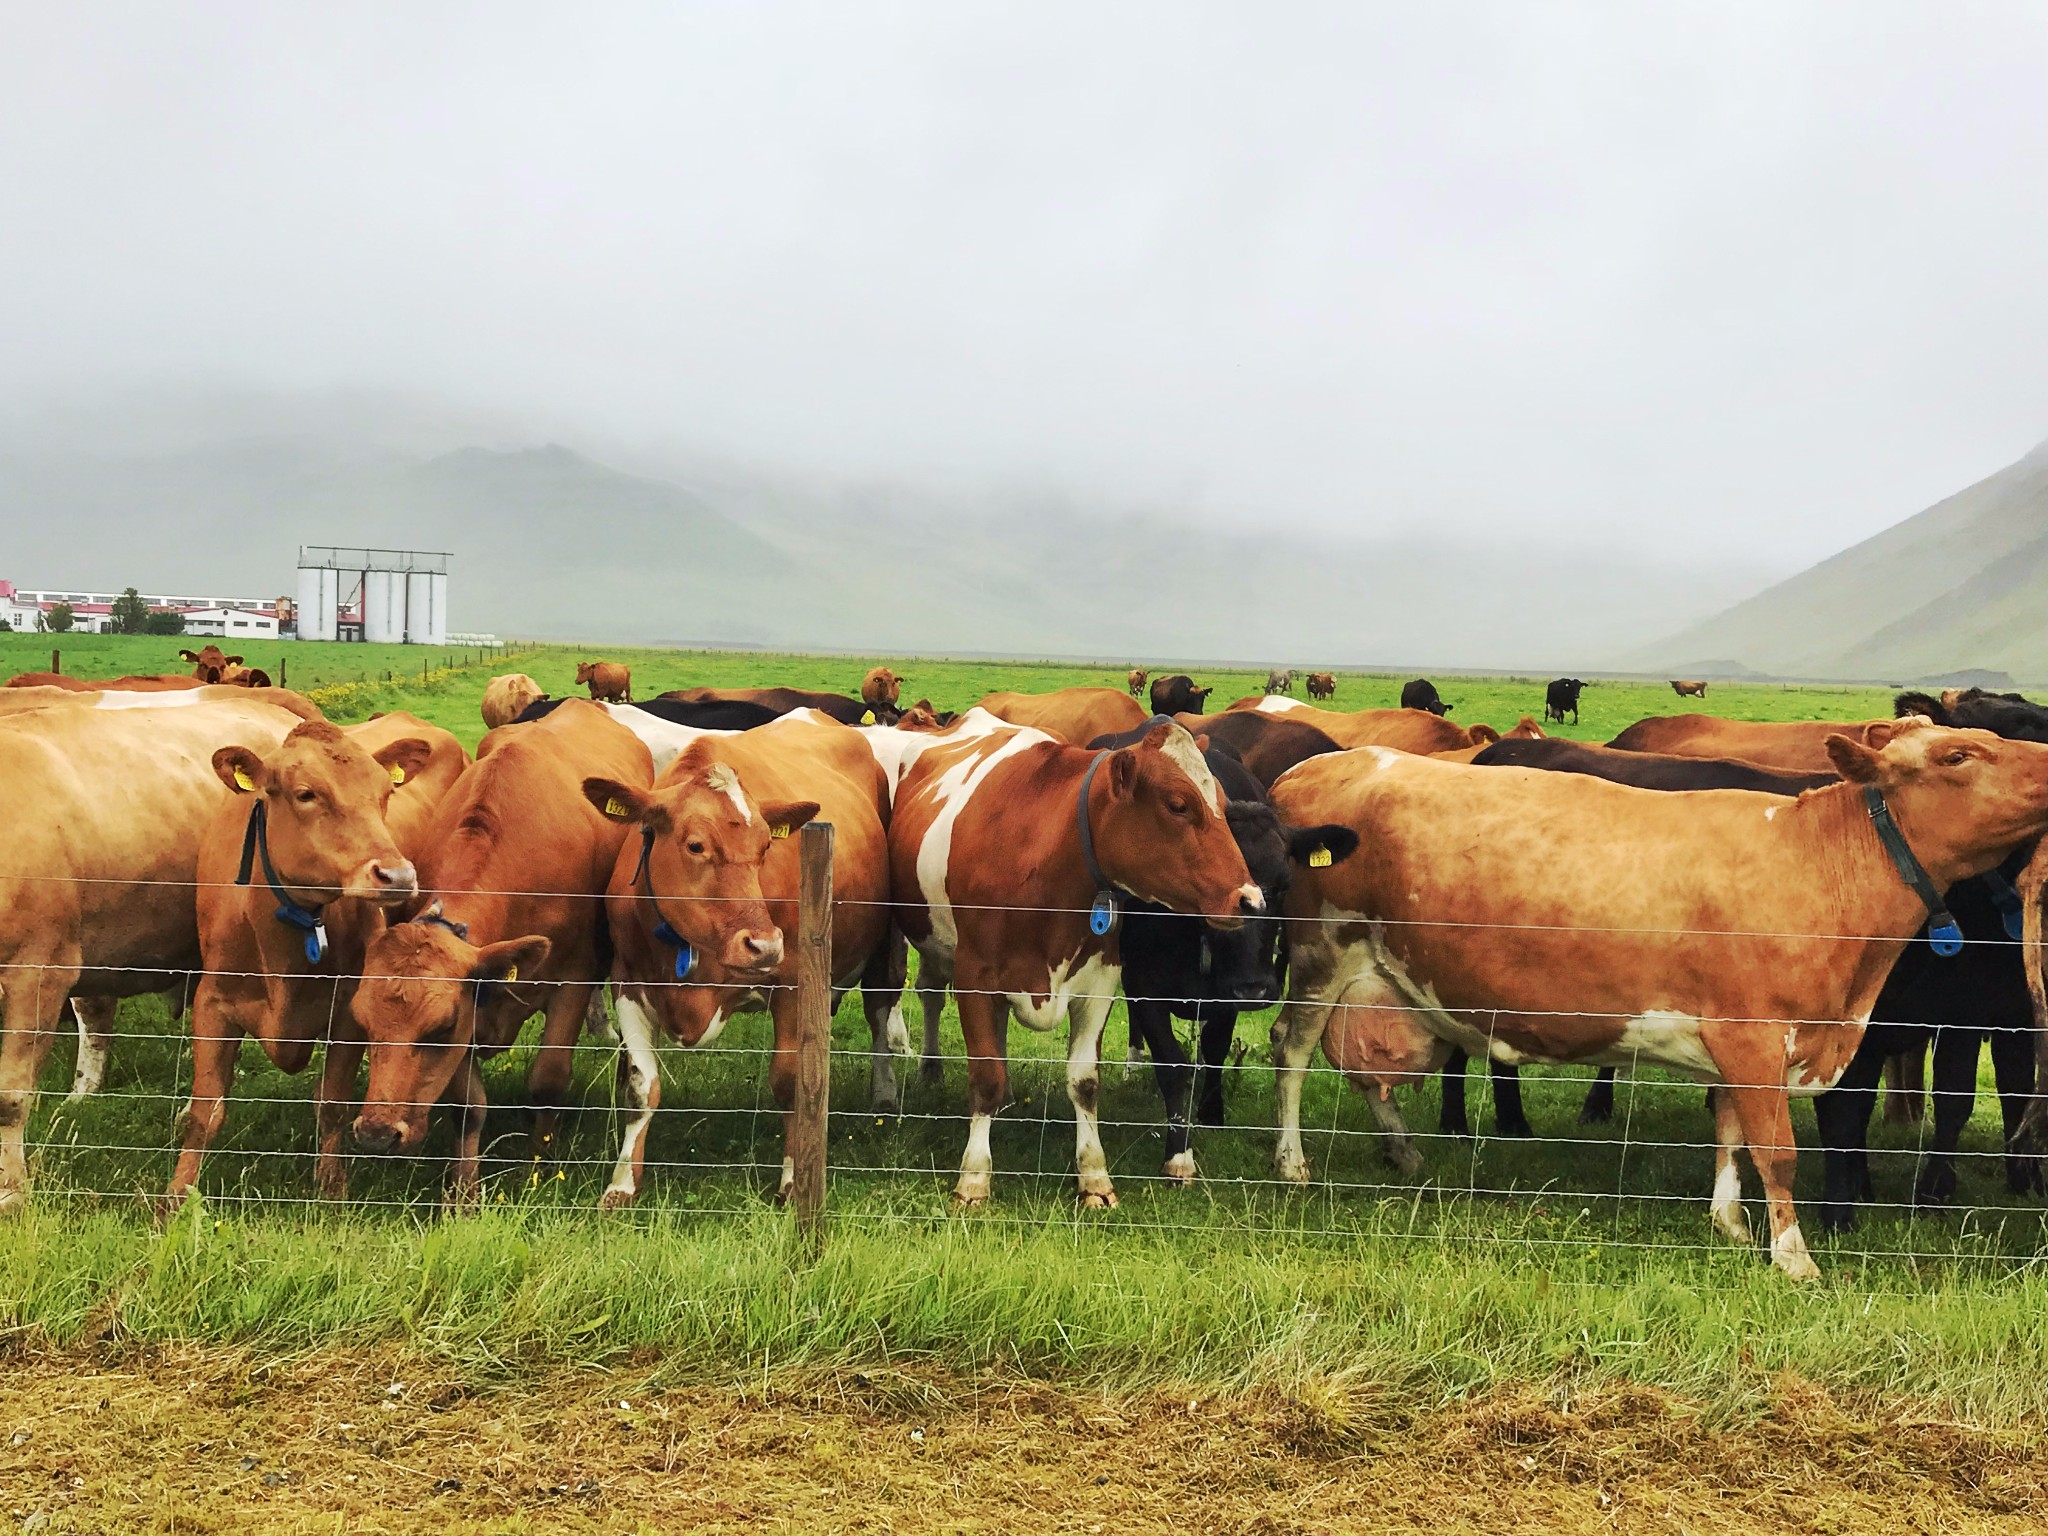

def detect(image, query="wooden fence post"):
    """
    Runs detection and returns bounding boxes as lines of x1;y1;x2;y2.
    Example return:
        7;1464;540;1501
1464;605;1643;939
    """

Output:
791;821;835;1249
51;648;60;675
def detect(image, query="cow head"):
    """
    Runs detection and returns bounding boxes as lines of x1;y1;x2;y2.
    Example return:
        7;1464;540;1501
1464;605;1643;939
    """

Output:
862;667;902;709
1828;717;2048;881
1199;804;1361;1005
179;644;240;683
575;662;598;686
349;913;550;1154
212;720;427;905
1093;723;1261;928
585;761;819;985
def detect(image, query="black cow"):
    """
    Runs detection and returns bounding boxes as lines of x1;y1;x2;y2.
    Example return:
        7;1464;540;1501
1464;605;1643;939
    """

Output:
1175;711;1342;786
1544;677;1588;725
1400;678;1449;715
1149;674;1212;716
514;696;783;731
1090;721;1356;1179
659;685;891;725
1897;688;2048;741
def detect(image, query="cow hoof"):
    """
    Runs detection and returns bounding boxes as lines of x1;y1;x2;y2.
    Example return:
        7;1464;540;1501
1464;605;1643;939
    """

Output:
1275;1152;1311;1186
1915;1170;1958;1209
1772;1248;1822;1283
598;1187;639;1213
1160;1152;1197;1186
1078;1188;1119;1210
0;1183;25;1217
951;1191;989;1212
870;1096;901;1118
1710;1206;1753;1247
1496;1118;1535;1140
1817;1205;1857;1235
440;1185;482;1216
1578;1101;1613;1127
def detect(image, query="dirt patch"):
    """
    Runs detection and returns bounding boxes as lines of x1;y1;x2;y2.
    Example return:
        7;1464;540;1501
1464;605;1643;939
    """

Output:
2;1349;2041;1534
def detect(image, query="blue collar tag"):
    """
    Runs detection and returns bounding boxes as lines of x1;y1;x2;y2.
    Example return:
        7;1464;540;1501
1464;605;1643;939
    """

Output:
1929;919;1965;958
653;919;695;979
1089;892;1117;937
1981;870;2027;941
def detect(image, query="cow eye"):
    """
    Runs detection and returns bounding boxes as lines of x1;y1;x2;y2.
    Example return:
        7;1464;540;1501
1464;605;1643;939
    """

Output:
1165;795;1190;817
686;838;708;857
422;1022;456;1047
295;788;318;805
1946;749;1971;766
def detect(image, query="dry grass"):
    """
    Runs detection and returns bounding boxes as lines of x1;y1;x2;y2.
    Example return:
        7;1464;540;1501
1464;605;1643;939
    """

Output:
4;1347;2042;1534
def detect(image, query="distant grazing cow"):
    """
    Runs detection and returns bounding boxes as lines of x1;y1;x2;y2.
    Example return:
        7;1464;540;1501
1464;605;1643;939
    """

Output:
1545;677;1588;725
893;719;1260;1206
1149;674;1213;716
861;667;902;715
481;672;549;730
1306;672;1335;701
978;687;1149;745
1609;713;1889;773
576;661;632;703
1670;679;1708;698
1400;679;1449;715
1264;669;1295;696
1127;668;1147;699
1092;721;1356;1177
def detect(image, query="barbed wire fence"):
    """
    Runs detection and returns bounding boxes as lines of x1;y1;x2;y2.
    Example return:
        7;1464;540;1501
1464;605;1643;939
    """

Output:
11;820;2048;1279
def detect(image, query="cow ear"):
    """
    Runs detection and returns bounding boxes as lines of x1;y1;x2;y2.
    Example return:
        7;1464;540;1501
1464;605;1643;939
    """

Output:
179;649;199;663
472;934;550;985
585;776;652;822
759;800;821;840
373;737;433;787
1825;733;1884;783
214;745;265;794
1109;746;1140;798
224;655;243;667
1288;824;1359;869
1466;724;1501;746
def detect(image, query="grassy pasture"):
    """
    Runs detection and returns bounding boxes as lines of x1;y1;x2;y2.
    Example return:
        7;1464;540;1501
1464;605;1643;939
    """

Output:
1;639;2036;1444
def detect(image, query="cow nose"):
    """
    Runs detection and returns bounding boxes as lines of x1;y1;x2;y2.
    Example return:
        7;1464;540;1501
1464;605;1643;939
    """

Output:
1236;885;1266;913
740;930;785;969
352;1117;403;1154
372;861;418;895
1229;978;1277;1005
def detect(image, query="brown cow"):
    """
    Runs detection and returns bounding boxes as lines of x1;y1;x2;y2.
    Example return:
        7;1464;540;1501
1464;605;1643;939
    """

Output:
1216;697;1488;755
8;672;206;691
0;683;323;722
349;712;471;862
480;672;549;730
166;720;440;1202
1306;672;1336;701
0;697;306;1209
1127;668;1148;699
1268;718;2048;1278
348;700;653;1200
585;715;898;1205
1671;680;1709;698
1428;716;1548;764
890;719;1260;1207
576;660;633;703
861;667;902;712
180;645;242;683
977;687;1149;745
1609;714;1889;774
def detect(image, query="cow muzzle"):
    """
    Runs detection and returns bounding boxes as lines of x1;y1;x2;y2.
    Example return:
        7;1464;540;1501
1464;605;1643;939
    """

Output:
352;859;419;905
352;1115;408;1154
1205;884;1264;932
726;928;786;973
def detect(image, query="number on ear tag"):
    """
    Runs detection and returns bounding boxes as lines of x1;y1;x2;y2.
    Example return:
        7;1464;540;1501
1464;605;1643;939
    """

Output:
604;797;629;818
388;763;408;785
503;963;518;983
234;768;256;792
1307;846;1332;868
771;823;791;839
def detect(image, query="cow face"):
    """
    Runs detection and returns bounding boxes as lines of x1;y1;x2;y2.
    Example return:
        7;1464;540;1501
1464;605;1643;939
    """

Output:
179;644;241;684
1828;718;2048;877
1095;724;1261;928
213;721;426;905
585;762;819;978
862;667;902;709
350;918;550;1154
1201;806;1361;1005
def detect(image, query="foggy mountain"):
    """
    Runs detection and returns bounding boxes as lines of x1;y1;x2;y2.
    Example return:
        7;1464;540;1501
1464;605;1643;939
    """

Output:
0;389;1780;668
1640;438;2048;683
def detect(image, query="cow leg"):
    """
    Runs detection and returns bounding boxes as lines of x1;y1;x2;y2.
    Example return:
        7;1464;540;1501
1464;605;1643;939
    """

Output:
952;989;1010;1208
1489;1062;1533;1138
1915;1027;1980;1209
313;1033;365;1201
1438;1048;1471;1138
68;995;117;1100
1708;1086;1752;1246
1882;1048;1926;1125
1193;1005;1240;1128
861;941;909;1115
918;977;949;1085
1580;1067;1617;1125
1364;1086;1422;1174
0;966;76;1211
527;983;595;1155
165;981;243;1205
1131;998;1195;1183
1721;1083;1818;1279
1066;989;1119;1207
581;985;617;1043
444;1055;488;1211
1272;997;1333;1185
1987;1021;2042;1195
600;995;663;1211
1814;1042;1886;1233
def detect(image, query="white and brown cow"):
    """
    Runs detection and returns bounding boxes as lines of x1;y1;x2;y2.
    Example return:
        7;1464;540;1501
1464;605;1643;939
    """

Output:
1267;718;2048;1279
889;720;1260;1207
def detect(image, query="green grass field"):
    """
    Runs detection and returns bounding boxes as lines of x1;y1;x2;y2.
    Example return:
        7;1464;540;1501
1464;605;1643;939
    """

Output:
4;638;2035;1427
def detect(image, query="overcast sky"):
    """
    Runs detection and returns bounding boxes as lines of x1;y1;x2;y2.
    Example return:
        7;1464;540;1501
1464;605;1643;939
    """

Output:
4;3;2046;568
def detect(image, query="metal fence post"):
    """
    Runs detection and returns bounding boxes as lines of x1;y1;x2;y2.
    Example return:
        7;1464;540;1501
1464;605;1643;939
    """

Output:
791;821;834;1248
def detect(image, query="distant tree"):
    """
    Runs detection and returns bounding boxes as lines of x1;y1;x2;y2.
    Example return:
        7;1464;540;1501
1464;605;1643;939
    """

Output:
44;603;75;633
145;609;187;635
111;587;152;634
0;617;12;632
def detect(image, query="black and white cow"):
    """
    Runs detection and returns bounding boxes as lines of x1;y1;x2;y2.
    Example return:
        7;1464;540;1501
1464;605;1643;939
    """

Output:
1091;721;1356;1181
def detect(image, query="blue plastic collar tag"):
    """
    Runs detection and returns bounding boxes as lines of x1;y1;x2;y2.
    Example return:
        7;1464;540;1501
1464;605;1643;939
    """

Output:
1929;919;1964;958
2006;908;2026;943
653;919;695;979
1089;892;1116;937
304;920;329;967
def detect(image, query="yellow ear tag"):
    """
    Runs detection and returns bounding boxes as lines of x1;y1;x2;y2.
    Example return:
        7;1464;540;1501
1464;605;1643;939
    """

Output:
388;763;408;786
1308;846;1332;868
604;797;629;818
771;823;791;839
233;768;256;792
503;963;517;982
861;710;876;724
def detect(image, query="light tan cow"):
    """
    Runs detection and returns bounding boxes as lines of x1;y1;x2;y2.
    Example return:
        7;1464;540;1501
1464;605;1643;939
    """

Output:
1268;718;2048;1278
860;666;902;712
977;687;1149;745
1670;680;1709;698
1217;697;1490;755
576;661;632;703
1609;714;1889;773
0;697;307;1208
480;672;549;730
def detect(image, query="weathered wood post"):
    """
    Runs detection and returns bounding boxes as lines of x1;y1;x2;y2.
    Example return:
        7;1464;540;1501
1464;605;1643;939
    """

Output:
50;648;60;675
791;820;835;1249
